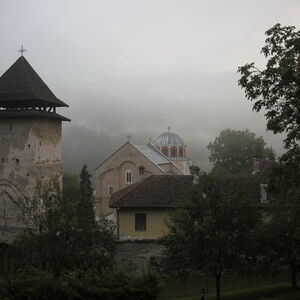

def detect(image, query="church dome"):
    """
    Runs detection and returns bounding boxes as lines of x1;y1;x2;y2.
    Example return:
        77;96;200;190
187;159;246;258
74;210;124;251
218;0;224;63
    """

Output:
153;131;185;146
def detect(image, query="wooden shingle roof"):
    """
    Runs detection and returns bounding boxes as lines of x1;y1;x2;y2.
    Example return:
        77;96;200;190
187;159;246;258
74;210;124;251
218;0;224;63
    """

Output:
0;56;68;108
110;175;193;208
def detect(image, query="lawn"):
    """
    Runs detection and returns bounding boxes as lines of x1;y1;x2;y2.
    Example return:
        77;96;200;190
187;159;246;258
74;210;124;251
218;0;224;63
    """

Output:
159;273;289;299
160;284;300;300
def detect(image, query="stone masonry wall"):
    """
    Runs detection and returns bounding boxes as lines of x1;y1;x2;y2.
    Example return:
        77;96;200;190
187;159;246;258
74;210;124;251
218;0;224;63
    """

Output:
0;117;62;243
115;239;165;274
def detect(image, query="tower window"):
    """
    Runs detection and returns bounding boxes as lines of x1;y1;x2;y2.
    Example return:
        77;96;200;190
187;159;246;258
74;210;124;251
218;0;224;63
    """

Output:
135;213;146;231
125;170;133;184
108;185;114;196
1;158;4;163
179;147;184;157
16;158;19;163
162;147;169;157
171;147;177;157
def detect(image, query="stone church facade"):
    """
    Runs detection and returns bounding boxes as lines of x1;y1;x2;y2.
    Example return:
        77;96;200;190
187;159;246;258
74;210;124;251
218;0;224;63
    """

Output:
95;131;191;218
0;55;69;242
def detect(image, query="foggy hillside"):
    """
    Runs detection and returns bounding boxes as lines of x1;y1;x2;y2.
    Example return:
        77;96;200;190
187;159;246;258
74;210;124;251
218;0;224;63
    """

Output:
61;70;284;178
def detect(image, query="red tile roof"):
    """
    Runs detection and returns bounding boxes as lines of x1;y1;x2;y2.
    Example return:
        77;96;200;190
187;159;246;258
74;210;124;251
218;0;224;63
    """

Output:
110;175;194;208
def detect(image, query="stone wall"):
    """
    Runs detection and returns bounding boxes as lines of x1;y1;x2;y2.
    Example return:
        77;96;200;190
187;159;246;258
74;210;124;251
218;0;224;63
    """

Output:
0;117;63;243
115;238;165;274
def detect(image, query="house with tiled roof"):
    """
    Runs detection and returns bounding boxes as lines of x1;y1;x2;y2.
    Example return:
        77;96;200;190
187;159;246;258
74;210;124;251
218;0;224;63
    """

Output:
110;175;194;238
95;130;192;218
109;158;274;239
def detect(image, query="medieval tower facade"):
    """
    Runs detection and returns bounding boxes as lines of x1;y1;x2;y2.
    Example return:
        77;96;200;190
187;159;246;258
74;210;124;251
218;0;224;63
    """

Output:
0;55;69;241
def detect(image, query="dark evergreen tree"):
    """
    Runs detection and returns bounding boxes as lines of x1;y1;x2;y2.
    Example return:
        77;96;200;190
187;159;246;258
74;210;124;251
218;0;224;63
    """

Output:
77;164;95;227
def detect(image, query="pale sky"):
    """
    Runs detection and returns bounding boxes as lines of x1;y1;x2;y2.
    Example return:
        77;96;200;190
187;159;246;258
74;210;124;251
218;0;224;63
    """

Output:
0;0;299;78
0;0;299;170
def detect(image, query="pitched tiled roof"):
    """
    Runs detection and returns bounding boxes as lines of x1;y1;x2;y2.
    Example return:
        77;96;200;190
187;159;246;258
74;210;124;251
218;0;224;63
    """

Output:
110;160;276;209
0;56;68;108
110;175;193;208
220;159;275;203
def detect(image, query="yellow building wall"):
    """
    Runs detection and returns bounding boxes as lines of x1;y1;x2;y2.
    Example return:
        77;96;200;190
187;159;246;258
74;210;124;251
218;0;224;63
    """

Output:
118;208;172;238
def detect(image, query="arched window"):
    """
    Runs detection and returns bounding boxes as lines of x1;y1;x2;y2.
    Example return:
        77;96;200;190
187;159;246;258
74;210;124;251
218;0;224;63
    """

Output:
179;147;184;157
125;170;133;184
162;147;169;157
171;147;177;157
108;185;114;196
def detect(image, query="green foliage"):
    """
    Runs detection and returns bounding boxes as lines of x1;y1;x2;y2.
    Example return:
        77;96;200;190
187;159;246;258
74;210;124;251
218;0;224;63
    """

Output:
261;150;300;288
63;172;80;200
162;173;260;299
0;267;162;300
76;164;96;228
238;24;300;150
238;23;300;289
268;148;300;202
0;267;68;300
2;166;115;275
207;128;275;175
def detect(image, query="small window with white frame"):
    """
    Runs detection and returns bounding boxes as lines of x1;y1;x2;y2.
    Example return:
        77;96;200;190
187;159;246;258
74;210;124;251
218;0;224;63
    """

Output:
108;185;114;196
260;184;268;203
125;170;133;184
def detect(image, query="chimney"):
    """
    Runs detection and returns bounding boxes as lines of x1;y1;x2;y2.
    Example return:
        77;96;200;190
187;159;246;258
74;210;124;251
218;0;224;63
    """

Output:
189;165;200;184
252;156;260;175
138;166;145;182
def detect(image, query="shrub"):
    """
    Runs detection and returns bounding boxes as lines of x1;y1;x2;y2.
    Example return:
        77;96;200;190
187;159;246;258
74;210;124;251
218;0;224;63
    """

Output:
0;267;162;300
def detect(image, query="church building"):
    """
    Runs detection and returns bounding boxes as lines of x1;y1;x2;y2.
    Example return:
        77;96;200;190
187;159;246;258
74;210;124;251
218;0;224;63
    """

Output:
95;130;191;218
0;53;69;242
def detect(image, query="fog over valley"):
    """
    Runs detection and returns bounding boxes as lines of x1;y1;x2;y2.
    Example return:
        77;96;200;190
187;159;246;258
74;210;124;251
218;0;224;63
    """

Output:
59;70;285;176
1;0;297;177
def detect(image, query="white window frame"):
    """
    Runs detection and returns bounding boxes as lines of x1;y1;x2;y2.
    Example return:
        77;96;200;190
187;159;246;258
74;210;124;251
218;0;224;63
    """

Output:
260;184;268;203
125;169;133;184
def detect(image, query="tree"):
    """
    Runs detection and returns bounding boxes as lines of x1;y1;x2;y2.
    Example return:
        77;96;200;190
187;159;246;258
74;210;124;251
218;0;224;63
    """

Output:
4;167;115;275
207;128;275;175
162;173;259;300
238;24;300;150
62;172;80;200
76;164;95;227
261;150;300;288
238;24;300;287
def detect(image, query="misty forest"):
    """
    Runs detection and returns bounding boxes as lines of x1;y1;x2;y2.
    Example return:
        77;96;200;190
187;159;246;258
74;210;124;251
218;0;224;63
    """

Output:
0;1;299;300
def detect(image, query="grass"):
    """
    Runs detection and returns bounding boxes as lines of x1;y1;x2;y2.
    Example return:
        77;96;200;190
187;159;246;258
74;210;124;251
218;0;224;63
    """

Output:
159;273;289;299
161;283;298;300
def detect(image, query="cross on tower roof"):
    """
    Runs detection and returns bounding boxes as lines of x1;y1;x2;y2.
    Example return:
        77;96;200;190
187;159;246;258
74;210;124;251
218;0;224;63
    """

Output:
167;126;171;133
18;45;27;56
127;134;132;142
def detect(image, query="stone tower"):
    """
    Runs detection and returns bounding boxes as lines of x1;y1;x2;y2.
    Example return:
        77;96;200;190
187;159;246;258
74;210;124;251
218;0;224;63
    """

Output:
0;55;69;241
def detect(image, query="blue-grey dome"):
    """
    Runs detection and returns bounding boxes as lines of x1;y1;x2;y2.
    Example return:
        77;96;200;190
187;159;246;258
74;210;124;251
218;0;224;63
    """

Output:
153;132;185;146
